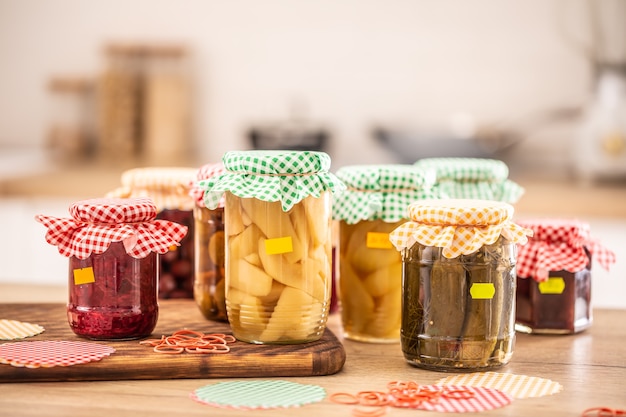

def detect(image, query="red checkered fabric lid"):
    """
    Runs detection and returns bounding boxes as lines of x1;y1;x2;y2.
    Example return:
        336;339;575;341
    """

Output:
190;162;226;208
516;218;616;282
35;197;188;260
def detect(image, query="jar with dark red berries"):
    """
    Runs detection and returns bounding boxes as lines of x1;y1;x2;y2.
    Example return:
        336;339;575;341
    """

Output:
36;197;188;340
107;167;197;299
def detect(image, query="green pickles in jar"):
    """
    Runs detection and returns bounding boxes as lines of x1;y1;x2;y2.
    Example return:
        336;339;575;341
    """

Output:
401;237;516;371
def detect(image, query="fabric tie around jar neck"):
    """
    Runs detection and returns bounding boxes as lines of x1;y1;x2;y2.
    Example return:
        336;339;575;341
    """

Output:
198;150;346;212
516;218;616;282
35;197;188;260
389;199;533;259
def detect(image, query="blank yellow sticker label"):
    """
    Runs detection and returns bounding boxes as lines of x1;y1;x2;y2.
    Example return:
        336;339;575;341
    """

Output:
73;267;96;285
264;237;294;255
470;283;495;299
366;232;394;249
538;277;566;294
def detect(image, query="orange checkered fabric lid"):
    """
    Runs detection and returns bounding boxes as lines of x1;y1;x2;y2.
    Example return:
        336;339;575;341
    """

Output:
389;199;533;258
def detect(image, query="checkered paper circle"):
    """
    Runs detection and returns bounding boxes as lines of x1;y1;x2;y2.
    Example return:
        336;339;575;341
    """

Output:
35;197;188;260
106;167;198;211
0;319;45;340
191;380;327;409
199;150;346;212
389;199;533;258
332;164;437;223
190;162;226;208
516;218;616;282
437;372;563;399
414;157;525;203
0;340;115;368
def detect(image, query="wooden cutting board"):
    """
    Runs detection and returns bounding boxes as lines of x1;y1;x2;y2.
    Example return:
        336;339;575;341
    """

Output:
0;300;346;383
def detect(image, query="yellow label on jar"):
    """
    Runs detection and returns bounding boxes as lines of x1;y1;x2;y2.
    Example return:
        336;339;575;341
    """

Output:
73;267;96;285
366;232;394;249
264;236;294;255
538;277;566;294
470;283;495;299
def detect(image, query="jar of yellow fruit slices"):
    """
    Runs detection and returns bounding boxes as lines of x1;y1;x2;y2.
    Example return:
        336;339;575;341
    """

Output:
389;199;533;371
198;150;345;344
332;164;436;343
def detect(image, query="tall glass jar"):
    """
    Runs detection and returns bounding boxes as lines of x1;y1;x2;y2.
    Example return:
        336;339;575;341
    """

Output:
198;150;345;344
413;157;524;203
107;167;197;299
515;219;616;334
389;199;532;371
35;197;188;340
332;164;436;343
190;162;227;321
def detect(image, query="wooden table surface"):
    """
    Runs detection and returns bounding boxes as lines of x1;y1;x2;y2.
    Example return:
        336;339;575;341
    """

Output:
0;283;625;417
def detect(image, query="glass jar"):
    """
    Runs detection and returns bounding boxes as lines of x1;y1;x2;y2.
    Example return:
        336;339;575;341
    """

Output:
68;242;158;340
198;150;345;344
193;205;226;321
35;197;188;340
332;164;436;343
107;167;197;299
413;157;524;203
515;219;616;334
389;199;532;371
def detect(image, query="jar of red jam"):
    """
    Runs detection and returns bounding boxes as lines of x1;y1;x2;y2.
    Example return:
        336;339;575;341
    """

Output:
190;162;227;322
36;197;188;340
515;219;616;334
107;167;197;299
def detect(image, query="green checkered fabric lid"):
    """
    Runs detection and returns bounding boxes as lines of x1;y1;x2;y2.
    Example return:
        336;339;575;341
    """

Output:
198;150;345;211
413;157;524;203
332;164;437;224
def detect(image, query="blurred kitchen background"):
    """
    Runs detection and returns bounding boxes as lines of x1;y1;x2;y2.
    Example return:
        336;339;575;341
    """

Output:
1;0;625;307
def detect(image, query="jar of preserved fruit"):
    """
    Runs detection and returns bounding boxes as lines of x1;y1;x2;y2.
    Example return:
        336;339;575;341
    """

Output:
190;162;227;321
413;157;524;203
332;164;436;343
515;218;615;334
107;167;197;299
389;199;532;371
198;150;345;344
35;197;187;340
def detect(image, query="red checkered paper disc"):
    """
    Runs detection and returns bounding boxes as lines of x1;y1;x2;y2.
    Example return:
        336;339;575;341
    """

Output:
0;340;115;368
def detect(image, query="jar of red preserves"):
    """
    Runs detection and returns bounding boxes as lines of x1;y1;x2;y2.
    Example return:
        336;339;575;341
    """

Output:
515;218;616;334
36;197;188;340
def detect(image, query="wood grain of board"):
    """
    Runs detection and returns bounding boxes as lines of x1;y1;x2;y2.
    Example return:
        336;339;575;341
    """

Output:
0;300;346;383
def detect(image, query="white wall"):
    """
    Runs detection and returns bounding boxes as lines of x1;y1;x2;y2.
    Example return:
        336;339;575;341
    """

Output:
0;0;596;171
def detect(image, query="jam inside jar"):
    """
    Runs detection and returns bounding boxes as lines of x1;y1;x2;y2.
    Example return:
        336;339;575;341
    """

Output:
67;241;159;340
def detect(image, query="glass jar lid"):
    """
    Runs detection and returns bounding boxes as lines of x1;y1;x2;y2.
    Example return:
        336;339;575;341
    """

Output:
389;198;533;258
413;157;524;203
107;167;198;211
199;150;345;211
332;164;436;223
35;197;188;259
516;218;616;281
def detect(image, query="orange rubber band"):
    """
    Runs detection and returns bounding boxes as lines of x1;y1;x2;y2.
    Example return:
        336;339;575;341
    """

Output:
329;392;359;405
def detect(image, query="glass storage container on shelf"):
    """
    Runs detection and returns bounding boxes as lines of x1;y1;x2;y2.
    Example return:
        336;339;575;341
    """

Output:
413;157;524;203
515;219;616;334
190;162;227;321
332;164;436;343
35;197;187;340
107;167;197;299
198;150;345;344
389;199;532;371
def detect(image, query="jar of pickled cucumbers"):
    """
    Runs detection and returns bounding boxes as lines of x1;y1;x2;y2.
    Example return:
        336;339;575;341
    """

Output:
515;218;615;334
35;197;188;340
332;164;436;343
413;157;524;203
190;162;227;321
198;150;345;344
389;199;533;371
107;167;197;299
